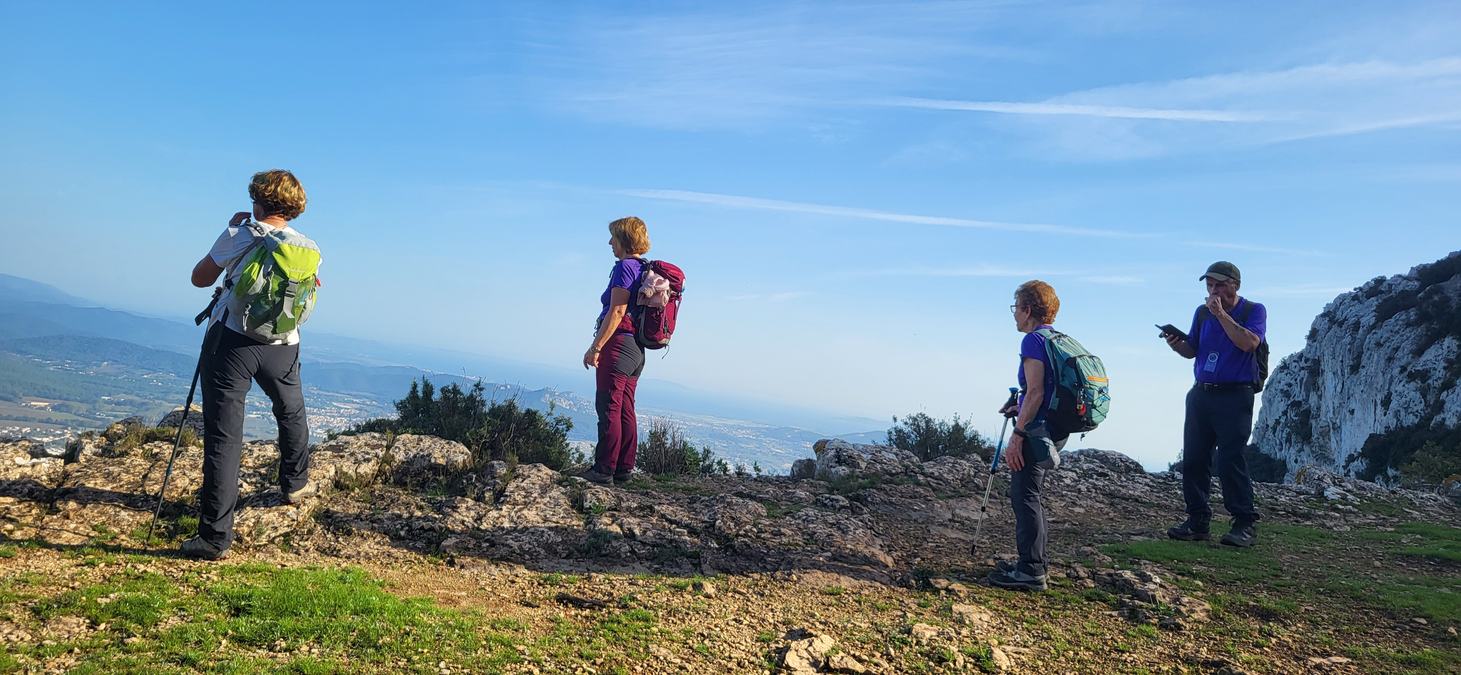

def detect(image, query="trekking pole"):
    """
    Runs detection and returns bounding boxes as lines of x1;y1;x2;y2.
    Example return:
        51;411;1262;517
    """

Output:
970;387;1020;557
145;288;224;547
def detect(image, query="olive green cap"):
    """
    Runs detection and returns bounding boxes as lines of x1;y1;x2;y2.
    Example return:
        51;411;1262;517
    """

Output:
1200;261;1241;283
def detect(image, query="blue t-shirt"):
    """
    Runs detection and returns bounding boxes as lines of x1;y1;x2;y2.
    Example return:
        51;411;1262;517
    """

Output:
596;258;643;335
1017;325;1059;423
1187;298;1266;385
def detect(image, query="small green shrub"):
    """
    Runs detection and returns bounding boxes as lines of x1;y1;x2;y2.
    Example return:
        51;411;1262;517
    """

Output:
354;378;576;470
887;412;993;462
636;418;726;476
1355;425;1461;484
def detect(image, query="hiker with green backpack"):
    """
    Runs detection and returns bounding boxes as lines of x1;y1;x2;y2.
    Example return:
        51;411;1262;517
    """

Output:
181;169;322;560
1163;261;1267;548
988;280;1110;592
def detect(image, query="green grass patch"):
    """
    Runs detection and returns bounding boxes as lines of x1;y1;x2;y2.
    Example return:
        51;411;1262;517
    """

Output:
1353;522;1461;563
130;514;200;546
1342;645;1457;672
1102;522;1461;627
12;564;524;673
762;501;805;519
34;570;176;631
1128;624;1160;640
539;572;582;587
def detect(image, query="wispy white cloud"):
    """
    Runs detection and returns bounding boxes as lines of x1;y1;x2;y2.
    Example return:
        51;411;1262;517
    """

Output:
1184;241;1325;256
867;97;1271;123
1267;111;1461;144
619;188;1146;239
517;3;1033;131
986;58;1461;159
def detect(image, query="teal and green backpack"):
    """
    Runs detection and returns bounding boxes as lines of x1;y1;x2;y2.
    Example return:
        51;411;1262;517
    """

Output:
226;224;321;342
1034;328;1110;435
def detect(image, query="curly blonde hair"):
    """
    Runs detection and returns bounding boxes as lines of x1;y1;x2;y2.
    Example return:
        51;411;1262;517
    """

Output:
609;216;651;255
1015;280;1060;324
248;170;307;220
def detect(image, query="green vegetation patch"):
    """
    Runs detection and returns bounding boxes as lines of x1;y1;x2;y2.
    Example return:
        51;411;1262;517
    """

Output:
10;564;520;673
1104;523;1459;623
1353;521;1461;563
1102;522;1461;673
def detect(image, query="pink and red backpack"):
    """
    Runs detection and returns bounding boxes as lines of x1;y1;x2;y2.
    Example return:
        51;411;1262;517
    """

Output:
633;260;684;350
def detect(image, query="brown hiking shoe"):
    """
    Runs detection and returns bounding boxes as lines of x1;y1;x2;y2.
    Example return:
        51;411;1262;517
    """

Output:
283;481;318;505
581;468;613;485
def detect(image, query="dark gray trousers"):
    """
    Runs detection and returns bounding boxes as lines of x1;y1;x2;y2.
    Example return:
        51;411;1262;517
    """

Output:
197;324;311;550
1181;385;1259;525
1009;422;1066;577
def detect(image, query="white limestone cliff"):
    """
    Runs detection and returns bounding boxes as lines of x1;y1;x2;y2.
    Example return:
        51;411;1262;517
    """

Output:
1252;251;1461;480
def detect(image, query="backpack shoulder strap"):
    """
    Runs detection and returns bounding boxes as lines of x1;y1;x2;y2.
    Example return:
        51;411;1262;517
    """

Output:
1234;298;1255;324
1032;327;1064;411
223;222;271;290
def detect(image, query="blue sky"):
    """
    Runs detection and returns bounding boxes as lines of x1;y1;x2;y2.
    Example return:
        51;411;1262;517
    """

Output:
3;1;1460;468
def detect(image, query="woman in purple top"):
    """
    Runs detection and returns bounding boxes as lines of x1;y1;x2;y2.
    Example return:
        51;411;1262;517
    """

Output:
988;280;1068;592
581;217;650;485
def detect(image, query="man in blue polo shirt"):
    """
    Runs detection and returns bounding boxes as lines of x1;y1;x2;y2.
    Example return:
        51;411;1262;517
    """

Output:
1163;261;1266;548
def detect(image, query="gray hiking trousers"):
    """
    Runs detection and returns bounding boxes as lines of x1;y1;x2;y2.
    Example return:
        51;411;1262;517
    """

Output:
196;324;310;551
1008;421;1067;577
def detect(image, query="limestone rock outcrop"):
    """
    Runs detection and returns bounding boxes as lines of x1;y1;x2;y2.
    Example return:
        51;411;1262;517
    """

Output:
1252;251;1461;480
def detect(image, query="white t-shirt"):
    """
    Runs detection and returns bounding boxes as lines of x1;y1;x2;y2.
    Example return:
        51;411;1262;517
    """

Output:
208;223;314;345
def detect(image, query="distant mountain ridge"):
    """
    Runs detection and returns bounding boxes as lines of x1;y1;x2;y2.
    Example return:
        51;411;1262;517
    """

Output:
0;273;92;307
0;274;884;468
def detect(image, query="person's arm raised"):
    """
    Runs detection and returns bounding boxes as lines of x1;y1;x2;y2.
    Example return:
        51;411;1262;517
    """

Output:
191;256;223;288
1206;296;1260;353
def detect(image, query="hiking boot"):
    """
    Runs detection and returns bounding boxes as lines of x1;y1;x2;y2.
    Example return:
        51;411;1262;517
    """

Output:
581;468;613;485
283;481;318;505
1221;522;1257;548
987;568;1048;592
179;537;228;561
1167;518;1211;541
994;560;1048;582
613;472;634;485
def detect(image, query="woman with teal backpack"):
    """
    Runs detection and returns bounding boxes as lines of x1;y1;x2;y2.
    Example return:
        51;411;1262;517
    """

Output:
988;280;1069;592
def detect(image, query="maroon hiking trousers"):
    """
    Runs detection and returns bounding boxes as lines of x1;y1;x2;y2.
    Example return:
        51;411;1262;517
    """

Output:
593;333;645;476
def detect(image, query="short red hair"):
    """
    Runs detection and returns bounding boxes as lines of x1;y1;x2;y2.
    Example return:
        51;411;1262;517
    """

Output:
1015;280;1060;324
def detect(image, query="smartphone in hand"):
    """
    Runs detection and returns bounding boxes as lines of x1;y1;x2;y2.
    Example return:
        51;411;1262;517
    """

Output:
1156;324;1188;341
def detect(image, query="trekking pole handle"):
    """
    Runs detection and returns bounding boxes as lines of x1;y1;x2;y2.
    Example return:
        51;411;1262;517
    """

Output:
989;387;1021;472
194;287;224;326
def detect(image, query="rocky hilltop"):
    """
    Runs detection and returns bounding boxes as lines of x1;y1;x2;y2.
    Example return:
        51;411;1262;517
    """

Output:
3;418;1458;673
1252;251;1461;483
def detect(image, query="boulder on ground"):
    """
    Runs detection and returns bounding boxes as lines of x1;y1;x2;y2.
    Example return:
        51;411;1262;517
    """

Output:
812;439;920;482
156;406;204;438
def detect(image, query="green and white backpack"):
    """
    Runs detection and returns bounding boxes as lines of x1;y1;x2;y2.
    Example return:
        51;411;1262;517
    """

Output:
226;223;321;342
